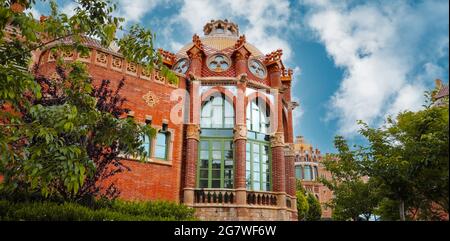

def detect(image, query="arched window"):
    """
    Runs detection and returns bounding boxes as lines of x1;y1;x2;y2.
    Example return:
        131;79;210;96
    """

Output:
246;98;271;191
201;94;234;128
313;166;319;181
246;98;269;134
154;131;169;160
198;94;234;189
295;165;302;179
303;165;312;181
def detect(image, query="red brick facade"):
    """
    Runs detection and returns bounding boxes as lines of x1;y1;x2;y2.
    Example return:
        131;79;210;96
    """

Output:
33;19;299;220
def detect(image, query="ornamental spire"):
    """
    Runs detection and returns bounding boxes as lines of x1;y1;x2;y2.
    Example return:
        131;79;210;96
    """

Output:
203;19;239;37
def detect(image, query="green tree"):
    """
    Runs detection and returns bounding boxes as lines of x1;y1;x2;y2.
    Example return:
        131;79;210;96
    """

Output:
358;93;449;220
296;180;309;221
321;137;381;221
305;192;321;221
0;1;175;200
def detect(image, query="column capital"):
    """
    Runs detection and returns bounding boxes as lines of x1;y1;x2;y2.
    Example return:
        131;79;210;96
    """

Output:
270;132;285;147
284;143;296;157
233;124;247;141
186;123;201;141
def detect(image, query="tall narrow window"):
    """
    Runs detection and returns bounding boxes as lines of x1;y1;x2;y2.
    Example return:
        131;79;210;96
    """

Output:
295;165;302;179
246;98;271;191
139;134;151;158
313;166;319;181
201;94;234;128
198;93;234;189
154;131;168;160
303;165;312;181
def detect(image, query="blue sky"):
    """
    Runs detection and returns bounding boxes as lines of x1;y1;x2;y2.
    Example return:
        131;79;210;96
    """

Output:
30;0;449;153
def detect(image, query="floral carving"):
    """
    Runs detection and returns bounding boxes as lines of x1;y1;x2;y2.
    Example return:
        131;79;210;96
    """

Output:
233;124;247;141
112;56;123;69
142;91;159;107
270;132;285;147
127;62;137;73
96;51;107;65
186;124;200;140
62;49;74;59
154;70;166;83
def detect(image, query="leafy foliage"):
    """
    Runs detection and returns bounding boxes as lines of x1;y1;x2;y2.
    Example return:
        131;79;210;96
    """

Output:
296;181;309;221
0;0;172;201
0;198;196;221
305;192;322;221
323;93;449;221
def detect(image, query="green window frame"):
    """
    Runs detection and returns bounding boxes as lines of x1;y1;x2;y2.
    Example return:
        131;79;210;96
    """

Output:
197;138;234;188
154;131;169;160
295;165;302;179
246;140;271;191
139;134;152;159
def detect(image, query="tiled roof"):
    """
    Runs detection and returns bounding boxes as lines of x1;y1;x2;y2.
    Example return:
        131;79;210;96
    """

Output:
47;35;119;55
176;36;264;58
435;84;449;99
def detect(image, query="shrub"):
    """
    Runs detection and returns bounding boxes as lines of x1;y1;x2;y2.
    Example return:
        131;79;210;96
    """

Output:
0;198;196;221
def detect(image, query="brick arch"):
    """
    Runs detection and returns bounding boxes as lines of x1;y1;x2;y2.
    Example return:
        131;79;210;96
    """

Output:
200;86;236;108
200;87;237;126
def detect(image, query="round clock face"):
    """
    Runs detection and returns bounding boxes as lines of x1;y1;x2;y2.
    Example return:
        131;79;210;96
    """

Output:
173;58;190;74
207;54;231;72
248;59;267;79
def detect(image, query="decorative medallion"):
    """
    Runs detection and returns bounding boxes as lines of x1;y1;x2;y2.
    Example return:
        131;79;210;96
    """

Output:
78;50;91;62
154;70;166;83
112;56;123;69
142;91;159;107
248;58;267;79
126;62;137;73
62;49;74;59
141;67;151;79
207;54;231;72
173;58;190;74
96;51;107;65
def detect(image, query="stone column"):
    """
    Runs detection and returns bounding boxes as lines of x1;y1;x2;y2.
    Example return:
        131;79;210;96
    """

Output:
271;132;286;208
184;124;200;206
234;124;247;205
183;46;202;206
284;143;296;198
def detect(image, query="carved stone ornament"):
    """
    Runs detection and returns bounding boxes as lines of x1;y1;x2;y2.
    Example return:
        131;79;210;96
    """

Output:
233;124;247;141
112;56;123;69
142;91;159;107
270;132;285;147
186;124;200;141
284;143;295;157
96;51;107;64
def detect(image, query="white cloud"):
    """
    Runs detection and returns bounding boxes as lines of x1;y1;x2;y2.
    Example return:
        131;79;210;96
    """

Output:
303;0;449;136
25;7;41;19
115;0;165;23
174;0;293;60
61;2;77;17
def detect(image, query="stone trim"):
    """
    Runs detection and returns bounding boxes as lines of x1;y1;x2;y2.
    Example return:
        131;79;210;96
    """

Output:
186;123;200;141
270;132;285;147
233;124;247;141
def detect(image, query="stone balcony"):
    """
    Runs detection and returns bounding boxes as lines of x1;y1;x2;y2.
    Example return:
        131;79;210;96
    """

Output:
185;188;297;221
